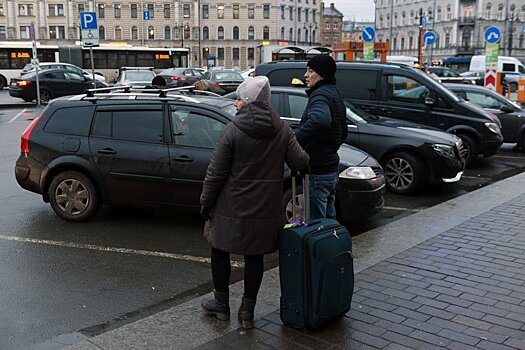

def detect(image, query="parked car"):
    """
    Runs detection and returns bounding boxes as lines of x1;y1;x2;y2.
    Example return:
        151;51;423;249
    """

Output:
21;62;107;82
14;90;385;222
425;67;476;84
8;68;108;103
241;68;255;80
255;60;504;165
445;83;525;149
201;69;244;95
460;71;484;86
157;68;203;87
114;67;156;88
226;87;466;194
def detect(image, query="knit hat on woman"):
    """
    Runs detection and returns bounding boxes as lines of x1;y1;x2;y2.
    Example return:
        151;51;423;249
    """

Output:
307;55;337;80
236;76;271;103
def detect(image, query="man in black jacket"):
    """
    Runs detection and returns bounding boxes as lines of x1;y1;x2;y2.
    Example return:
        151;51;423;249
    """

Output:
295;55;348;219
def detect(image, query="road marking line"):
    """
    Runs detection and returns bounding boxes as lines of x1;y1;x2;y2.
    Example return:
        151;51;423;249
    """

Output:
0;234;244;268
383;206;423;212
7;108;28;123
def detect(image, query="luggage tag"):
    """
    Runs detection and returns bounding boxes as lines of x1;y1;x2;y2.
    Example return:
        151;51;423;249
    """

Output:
283;220;309;228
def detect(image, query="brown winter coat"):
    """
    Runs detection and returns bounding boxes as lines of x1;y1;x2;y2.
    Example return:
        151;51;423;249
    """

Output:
200;100;309;255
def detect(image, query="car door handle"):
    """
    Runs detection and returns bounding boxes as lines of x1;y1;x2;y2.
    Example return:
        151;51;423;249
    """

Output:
173;155;194;162
97;148;117;155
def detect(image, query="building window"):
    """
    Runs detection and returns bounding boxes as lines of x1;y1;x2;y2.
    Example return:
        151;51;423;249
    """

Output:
184;25;190;39
203;26;209;40
485;5;492;19
218;48;224;60
162;26;170;39
115;26;122;39
0;4;4;16
519;34;524;48
164;4;170;18
248;4;255;19
445;32;450;46
281;27;285;40
217;5;224;19
392;37;397;50
49;4;64;16
202;5;209;18
521;6;525;21
98;4;105;18
394;13;398;26
114;4;121;18
298;28;301;42
305;8;309;21
183;3;190;18
19;4;34;16
289;7;294;20
131;26;138;39
264;4;270;19
99;26;105;39
497;4;504;20
131;4;138;18
233;47;239;60
298;7;302;21
0;26;5;39
409;36;413;49
248;47;254;60
263;26;270;40
446;5;452;20
233;4;239;19
233;26;239;40
218;26;224;40
401;37;405;50
289;28;293;41
281;5;285;19
147;4;154;18
402;11;406;25
78;4;85;14
49;26;65;39
148;26;154;39
248;26;255;40
20;26;30;39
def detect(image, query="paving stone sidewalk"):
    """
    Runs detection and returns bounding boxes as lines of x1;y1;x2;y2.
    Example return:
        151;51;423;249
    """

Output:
195;194;525;350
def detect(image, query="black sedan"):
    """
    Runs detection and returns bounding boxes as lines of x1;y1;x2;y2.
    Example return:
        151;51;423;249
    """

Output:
227;87;466;194
9;69;107;103
158;67;203;87
201;69;244;95
445;83;525;149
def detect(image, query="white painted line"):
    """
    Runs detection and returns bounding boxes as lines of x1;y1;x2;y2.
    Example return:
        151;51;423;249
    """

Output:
0;234;244;268
382;206;423;212
7;108;28;123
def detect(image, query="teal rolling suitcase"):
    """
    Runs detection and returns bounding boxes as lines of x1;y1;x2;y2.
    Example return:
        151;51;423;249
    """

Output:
279;175;354;330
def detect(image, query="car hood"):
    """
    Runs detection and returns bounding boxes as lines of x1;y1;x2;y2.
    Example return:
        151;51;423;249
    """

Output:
338;143;377;167
367;116;460;144
460;100;502;126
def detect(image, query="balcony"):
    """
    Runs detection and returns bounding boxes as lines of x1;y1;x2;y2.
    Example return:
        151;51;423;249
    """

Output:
457;45;475;54
459;16;475;26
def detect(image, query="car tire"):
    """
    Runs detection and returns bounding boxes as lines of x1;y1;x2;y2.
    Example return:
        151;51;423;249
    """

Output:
282;184;306;223
48;171;101;222
457;134;478;166
510;82;518;93
22;97;33;103
0;76;6;89
382;152;426;195
520;131;525;151
39;88;52;103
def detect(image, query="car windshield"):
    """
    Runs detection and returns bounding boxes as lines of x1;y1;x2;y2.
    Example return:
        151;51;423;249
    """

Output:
413;69;461;102
125;71;156;81
213;72;243;81
160;68;185;75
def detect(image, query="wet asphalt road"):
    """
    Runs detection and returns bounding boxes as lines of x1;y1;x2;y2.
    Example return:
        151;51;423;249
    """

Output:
1;105;525;349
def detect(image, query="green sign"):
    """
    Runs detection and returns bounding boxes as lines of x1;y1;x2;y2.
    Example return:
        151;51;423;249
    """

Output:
485;43;499;69
363;42;374;61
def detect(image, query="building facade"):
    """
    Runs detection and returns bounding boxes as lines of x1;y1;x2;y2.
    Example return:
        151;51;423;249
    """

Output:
342;20;375;42
0;0;323;69
375;0;525;62
320;2;343;46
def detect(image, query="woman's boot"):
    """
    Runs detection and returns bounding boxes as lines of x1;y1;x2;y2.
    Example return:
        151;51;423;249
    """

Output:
238;297;256;329
201;291;230;320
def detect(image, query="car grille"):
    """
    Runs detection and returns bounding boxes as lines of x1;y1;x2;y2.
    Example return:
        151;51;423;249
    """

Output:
456;139;468;161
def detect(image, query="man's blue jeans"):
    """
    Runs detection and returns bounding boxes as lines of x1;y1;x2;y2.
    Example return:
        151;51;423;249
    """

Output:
306;172;339;220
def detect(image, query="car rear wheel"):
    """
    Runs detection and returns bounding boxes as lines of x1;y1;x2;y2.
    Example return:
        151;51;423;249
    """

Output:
282;185;306;223
0;76;6;89
510;82;518;93
520;131;525;151
383;152;425;195
456;134;478;166
39;88;52;103
48;171;101;221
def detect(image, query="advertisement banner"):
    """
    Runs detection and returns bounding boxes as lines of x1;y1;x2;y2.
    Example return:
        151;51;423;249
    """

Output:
363;42;374;61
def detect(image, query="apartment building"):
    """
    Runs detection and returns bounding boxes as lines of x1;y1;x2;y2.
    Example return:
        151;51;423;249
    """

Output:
320;2;343;46
342;20;375;42
0;0;323;69
375;0;525;61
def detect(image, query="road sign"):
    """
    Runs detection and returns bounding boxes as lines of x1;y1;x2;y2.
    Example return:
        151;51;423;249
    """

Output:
423;30;436;46
144;10;150;20
80;12;99;46
362;26;376;43
484;26;501;44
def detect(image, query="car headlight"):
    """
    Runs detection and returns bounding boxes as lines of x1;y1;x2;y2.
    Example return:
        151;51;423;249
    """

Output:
432;144;456;158
485;122;501;134
339;166;376;179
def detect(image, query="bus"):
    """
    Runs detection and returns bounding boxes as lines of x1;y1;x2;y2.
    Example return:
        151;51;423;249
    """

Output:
0;41;189;88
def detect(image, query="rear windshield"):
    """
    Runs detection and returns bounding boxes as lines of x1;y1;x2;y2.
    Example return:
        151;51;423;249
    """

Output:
125;71;156;81
213;72;243;81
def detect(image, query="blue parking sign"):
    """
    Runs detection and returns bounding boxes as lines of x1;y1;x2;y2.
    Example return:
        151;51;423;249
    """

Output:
80;12;98;30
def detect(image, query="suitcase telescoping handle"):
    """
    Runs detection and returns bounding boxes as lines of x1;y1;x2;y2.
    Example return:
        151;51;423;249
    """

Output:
291;174;310;222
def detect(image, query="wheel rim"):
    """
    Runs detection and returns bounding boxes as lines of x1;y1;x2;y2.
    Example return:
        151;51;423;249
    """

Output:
461;142;472;163
285;194;305;222
385;157;414;191
54;179;90;216
40;90;50;102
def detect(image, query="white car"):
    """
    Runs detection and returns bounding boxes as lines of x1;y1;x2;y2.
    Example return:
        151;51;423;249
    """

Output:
241;68;255;80
21;62;106;82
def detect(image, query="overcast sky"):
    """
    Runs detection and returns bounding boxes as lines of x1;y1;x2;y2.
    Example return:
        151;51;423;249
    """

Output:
331;0;375;22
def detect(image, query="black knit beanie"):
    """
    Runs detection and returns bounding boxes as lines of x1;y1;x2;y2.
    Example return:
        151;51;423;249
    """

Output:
307;55;336;80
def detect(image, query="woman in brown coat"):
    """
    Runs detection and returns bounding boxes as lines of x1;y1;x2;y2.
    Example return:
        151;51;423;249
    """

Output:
200;76;309;329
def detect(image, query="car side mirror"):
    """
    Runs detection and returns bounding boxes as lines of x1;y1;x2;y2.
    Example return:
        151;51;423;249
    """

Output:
424;97;436;107
500;105;514;113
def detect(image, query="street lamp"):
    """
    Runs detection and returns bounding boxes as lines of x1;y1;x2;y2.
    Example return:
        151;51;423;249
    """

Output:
415;8;432;65
507;11;517;56
303;22;318;46
175;23;188;48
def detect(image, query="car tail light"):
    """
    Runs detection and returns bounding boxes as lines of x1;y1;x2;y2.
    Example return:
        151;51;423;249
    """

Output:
21;113;43;154
211;83;220;89
253;70;257;77
17;80;31;87
169;76;185;80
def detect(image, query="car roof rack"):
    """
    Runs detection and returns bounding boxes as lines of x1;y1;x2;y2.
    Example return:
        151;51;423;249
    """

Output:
85;85;132;97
